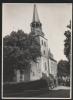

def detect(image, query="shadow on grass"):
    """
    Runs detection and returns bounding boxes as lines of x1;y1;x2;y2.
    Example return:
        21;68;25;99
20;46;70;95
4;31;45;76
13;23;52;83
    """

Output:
3;89;70;98
38;89;70;98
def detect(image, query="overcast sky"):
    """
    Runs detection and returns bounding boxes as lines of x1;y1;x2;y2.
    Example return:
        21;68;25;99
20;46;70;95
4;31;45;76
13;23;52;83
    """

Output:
2;3;72;62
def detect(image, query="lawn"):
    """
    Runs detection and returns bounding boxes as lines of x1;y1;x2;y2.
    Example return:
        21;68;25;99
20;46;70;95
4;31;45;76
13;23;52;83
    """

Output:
38;89;70;98
3;80;70;98
3;89;70;98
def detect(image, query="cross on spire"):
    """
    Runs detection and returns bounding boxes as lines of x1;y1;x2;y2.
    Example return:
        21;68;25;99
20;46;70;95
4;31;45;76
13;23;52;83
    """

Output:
32;4;40;22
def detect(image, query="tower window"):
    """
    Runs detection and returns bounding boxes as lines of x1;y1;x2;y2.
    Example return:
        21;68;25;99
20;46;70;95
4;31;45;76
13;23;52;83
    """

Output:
32;72;35;76
44;50;45;55
45;62;47;70
36;22;39;28
42;40;43;45
44;42;46;47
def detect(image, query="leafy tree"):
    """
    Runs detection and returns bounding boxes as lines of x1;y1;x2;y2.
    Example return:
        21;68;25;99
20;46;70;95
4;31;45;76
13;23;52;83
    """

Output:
57;60;70;77
57;60;70;86
3;30;41;82
64;20;71;62
57;21;71;84
42;73;55;89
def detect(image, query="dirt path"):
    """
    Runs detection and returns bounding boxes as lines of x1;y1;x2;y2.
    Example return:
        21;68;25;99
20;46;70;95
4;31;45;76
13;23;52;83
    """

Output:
52;86;70;90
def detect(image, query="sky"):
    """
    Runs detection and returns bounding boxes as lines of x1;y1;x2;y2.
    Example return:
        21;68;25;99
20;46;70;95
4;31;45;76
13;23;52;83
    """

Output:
2;3;72;62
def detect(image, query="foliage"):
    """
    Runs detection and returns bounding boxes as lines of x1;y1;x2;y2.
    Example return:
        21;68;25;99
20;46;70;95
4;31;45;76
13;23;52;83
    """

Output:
57;21;71;86
58;76;70;86
42;73;56;89
64;20;71;62
57;60;70;77
3;30;41;82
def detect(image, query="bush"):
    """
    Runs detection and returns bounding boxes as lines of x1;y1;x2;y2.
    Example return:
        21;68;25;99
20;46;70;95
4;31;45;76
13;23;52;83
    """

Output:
42;73;56;89
58;76;70;86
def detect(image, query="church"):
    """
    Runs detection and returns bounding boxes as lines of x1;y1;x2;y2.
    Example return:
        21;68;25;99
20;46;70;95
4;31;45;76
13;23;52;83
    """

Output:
15;4;57;83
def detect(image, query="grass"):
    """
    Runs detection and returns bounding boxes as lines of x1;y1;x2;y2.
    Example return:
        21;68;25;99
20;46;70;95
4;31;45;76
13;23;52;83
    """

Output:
38;89;70;98
3;89;70;98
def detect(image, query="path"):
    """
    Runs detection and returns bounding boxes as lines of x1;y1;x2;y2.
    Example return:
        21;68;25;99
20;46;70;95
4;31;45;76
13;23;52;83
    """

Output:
52;86;70;90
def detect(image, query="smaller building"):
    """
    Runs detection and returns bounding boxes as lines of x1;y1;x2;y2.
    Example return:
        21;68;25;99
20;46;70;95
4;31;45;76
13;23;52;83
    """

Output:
48;49;58;85
49;57;57;78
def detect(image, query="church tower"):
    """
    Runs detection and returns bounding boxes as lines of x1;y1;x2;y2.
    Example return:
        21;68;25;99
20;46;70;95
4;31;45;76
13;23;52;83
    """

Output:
30;4;49;81
30;4;44;36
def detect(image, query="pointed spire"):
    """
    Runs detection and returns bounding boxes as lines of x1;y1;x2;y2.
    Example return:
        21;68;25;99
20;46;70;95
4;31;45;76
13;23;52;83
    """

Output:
32;4;40;22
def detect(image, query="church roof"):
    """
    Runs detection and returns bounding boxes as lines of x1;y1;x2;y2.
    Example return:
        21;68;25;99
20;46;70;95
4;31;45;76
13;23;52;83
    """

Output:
32;4;40;22
49;57;57;62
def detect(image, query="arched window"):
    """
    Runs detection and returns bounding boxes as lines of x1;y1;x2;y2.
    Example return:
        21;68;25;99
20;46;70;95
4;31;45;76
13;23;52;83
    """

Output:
42;40;43;45
33;72;35;76
44;42;46;47
45;62;47;70
44;50;45;55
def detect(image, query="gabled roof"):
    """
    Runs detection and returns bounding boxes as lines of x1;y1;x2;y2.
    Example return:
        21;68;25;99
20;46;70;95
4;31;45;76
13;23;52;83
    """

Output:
49;57;57;62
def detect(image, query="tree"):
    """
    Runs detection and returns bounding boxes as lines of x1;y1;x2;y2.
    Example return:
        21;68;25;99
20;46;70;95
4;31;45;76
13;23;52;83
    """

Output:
42;73;55;89
57;60;70;77
3;30;41;82
64;20;71;62
57;60;70;86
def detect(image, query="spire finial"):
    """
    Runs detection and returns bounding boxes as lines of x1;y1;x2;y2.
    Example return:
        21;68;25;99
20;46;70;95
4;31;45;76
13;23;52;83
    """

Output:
33;4;40;22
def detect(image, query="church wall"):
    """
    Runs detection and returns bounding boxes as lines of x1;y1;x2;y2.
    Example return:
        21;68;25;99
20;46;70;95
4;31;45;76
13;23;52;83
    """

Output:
48;59;58;86
30;60;42;81
34;35;40;44
41;57;49;77
15;68;30;82
30;35;49;78
49;59;57;78
23;68;30;82
39;36;49;77
15;69;20;82
34;35;48;59
40;36;48;58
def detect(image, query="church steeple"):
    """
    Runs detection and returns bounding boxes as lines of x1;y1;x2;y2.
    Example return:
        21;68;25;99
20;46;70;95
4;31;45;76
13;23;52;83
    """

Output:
30;4;44;36
32;4;40;22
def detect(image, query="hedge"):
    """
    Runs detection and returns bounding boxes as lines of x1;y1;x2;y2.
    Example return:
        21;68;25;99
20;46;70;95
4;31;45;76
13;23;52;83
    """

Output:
3;79;49;94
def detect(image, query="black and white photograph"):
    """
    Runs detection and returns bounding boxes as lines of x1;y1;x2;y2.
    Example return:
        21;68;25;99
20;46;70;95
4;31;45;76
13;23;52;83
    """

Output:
2;3;72;99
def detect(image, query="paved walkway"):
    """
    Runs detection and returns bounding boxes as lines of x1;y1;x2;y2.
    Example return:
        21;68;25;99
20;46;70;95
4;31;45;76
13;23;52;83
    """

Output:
52;86;70;90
